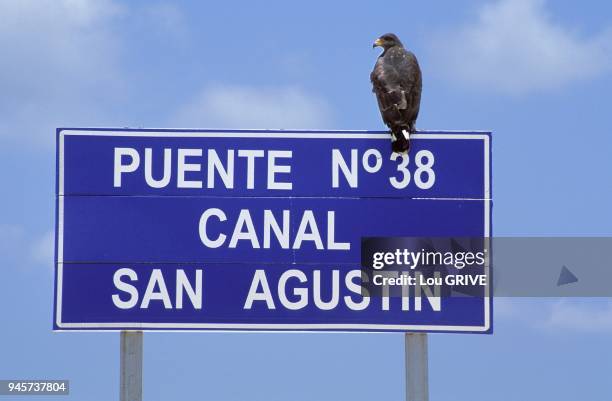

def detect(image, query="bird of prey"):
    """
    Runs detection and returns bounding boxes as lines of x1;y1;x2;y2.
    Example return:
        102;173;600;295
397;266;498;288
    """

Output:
371;33;422;153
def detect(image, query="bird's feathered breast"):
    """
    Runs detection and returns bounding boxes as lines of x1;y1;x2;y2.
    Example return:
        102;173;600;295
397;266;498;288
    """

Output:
371;47;421;95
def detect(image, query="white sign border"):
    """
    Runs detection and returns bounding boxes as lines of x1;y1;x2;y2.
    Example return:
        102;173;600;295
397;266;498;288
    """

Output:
55;129;491;332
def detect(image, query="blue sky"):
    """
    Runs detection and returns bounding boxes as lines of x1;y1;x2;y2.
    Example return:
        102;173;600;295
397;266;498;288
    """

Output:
1;0;612;400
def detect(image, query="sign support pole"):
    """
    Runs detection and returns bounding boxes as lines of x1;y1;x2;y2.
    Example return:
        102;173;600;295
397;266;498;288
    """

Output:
405;333;429;401
120;331;143;401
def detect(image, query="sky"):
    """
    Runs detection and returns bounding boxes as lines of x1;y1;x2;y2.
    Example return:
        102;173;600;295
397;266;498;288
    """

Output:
0;0;611;400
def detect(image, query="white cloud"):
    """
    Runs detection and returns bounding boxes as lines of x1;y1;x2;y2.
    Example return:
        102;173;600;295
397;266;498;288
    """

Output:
0;224;54;272
494;297;524;319
0;0;124;148
495;298;612;333
174;85;332;129
30;230;55;267
430;0;612;94
542;300;612;332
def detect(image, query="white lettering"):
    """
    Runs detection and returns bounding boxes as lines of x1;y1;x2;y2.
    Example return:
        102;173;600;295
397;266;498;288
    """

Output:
326;211;350;250
267;150;293;190
313;270;339;310
344;270;370;310
244;270;275;309
293;210;323;249
176;269;202;309
141;269;173;309
114;148;140;187
207;149;234;189
263;210;290;249
332;149;358;188
199;208;227;248
112;268;139;309
238;150;264;189
278;269;308;310
229;209;260;248
144;148;172;188
177;148;203;188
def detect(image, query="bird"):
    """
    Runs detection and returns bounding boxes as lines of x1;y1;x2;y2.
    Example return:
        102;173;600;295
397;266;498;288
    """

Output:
371;33;422;153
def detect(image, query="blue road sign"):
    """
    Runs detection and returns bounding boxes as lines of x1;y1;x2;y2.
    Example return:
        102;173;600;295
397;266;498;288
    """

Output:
54;128;492;332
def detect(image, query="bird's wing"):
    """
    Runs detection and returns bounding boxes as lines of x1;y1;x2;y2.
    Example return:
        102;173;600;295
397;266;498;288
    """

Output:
371;49;421;113
371;61;403;111
395;50;421;93
396;51;422;117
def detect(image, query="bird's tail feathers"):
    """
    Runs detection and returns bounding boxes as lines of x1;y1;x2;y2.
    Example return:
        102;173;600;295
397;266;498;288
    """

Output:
391;127;411;153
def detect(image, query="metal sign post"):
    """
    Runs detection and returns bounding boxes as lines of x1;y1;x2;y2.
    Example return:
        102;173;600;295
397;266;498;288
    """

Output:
405;333;429;401
120;331;143;401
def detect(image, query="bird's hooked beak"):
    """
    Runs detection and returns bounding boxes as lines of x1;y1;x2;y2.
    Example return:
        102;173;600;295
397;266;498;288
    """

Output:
373;38;383;48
